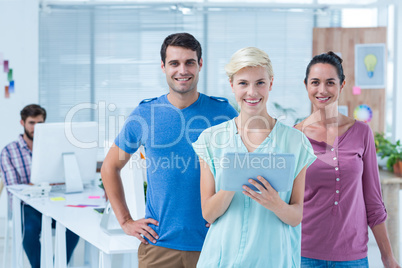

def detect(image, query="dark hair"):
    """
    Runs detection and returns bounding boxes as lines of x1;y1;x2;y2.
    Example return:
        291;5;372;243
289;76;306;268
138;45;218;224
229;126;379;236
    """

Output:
304;51;345;84
20;104;47;122
160;32;202;64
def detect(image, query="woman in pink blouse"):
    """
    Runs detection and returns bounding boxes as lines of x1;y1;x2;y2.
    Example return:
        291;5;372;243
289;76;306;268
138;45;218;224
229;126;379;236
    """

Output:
295;52;399;267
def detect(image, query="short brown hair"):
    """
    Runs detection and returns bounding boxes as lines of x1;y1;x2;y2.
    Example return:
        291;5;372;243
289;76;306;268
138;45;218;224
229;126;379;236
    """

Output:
20;104;47;122
160;33;202;65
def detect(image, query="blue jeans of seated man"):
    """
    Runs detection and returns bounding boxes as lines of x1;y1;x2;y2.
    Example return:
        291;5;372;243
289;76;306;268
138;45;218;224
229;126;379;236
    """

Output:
301;256;369;268
22;204;80;268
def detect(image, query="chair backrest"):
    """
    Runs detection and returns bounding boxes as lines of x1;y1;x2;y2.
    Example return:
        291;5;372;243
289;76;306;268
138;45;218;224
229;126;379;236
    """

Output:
120;149;146;220
103;141;146;220
100;142;147;234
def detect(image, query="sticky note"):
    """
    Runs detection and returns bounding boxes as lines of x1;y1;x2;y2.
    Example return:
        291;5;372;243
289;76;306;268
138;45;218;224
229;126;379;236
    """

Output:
9;81;14;93
88;196;100;199
353;86;361;95
5;86;9;98
7;69;13;81
51;197;66;201
3;60;8;73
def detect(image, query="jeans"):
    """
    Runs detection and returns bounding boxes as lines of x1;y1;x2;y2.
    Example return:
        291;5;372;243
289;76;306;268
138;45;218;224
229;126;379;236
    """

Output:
301;257;369;268
22;204;80;268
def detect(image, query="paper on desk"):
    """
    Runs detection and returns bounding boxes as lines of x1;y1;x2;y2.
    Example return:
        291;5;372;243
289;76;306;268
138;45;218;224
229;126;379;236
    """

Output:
66;204;100;208
50;197;66;201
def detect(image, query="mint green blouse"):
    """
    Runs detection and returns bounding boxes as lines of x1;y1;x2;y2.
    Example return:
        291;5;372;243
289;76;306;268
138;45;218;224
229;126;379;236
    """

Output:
193;119;316;268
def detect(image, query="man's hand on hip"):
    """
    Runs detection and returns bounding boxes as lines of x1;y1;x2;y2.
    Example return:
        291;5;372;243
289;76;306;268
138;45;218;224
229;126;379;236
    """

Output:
122;218;159;244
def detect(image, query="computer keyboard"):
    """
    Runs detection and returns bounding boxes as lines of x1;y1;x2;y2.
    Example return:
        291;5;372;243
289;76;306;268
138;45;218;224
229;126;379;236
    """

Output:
50;184;66;192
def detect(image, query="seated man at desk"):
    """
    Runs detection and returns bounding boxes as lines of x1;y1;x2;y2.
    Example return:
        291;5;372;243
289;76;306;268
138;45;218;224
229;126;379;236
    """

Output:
0;104;79;268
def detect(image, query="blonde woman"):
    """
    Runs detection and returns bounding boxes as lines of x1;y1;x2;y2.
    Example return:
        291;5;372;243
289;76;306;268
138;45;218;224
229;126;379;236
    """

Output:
192;47;316;267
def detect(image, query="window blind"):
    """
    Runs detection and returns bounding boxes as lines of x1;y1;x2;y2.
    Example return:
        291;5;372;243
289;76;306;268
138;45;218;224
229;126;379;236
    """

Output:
39;4;315;155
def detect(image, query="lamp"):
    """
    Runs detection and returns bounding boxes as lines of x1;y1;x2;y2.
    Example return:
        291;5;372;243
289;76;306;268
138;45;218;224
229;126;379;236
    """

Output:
364;54;377;78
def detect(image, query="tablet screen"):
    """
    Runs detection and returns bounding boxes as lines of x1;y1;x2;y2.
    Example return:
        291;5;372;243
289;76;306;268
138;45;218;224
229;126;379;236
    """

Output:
220;152;295;192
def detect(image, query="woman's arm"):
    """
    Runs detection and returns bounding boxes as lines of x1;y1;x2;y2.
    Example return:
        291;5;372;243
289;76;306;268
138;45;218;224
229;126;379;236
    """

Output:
200;157;235;224
371;223;400;268
243;165;307;227
360;126;398;266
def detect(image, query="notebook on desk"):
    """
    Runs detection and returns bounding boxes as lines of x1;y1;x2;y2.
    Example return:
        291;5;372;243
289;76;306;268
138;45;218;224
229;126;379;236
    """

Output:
220;152;295;192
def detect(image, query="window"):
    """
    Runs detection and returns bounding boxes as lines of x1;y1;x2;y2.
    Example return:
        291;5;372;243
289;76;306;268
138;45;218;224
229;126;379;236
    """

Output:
39;4;315;155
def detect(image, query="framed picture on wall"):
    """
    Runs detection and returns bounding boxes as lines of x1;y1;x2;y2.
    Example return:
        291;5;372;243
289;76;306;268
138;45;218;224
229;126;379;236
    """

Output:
355;43;386;89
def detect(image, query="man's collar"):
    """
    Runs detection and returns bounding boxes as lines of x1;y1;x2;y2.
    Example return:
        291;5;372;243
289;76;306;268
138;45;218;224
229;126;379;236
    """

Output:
18;134;30;150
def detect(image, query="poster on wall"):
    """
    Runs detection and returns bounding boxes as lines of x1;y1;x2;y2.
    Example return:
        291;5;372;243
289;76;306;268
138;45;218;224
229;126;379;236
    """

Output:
0;53;15;98
355;43;386;89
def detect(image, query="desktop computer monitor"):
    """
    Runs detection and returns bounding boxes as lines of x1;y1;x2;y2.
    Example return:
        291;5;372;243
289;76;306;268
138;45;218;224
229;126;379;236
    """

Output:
31;122;98;193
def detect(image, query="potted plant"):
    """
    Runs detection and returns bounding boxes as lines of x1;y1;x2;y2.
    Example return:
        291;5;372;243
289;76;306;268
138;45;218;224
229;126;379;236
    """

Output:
374;132;394;169
98;177;108;201
385;140;402;176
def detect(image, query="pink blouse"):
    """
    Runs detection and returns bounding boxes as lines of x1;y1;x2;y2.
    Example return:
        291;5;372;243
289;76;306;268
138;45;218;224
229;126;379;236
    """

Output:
301;120;387;261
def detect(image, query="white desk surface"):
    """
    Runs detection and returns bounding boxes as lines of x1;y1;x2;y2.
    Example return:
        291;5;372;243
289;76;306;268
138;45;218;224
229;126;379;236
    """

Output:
7;185;140;255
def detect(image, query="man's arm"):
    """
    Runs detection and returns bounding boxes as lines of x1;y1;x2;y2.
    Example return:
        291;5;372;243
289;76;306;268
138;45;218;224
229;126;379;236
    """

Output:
101;144;159;244
0;148;20;186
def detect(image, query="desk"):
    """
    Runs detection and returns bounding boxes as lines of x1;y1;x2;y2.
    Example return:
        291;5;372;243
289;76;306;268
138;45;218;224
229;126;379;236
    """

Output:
379;169;402;262
8;185;140;268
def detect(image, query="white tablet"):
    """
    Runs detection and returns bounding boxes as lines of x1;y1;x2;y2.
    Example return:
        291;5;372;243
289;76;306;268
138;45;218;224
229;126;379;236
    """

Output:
220;152;295;192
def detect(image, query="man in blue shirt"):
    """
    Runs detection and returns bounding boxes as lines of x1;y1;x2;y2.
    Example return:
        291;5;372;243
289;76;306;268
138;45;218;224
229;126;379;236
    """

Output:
101;33;237;267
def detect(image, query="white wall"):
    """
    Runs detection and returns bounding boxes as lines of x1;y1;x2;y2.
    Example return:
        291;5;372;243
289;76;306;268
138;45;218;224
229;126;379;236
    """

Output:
0;0;39;218
0;0;39;149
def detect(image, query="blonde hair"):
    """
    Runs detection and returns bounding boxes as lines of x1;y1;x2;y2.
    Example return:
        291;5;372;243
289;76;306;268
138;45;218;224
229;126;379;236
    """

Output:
225;47;274;81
